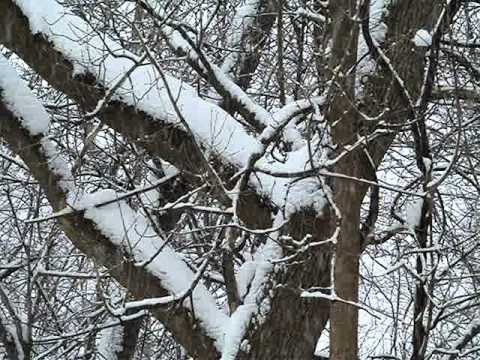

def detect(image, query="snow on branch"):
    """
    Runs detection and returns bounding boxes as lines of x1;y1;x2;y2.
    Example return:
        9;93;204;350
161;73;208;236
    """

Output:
0;52;227;354
94;312;142;360
162;25;273;131
75;190;229;346
0;54;74;195
221;224;283;360
12;0;261;168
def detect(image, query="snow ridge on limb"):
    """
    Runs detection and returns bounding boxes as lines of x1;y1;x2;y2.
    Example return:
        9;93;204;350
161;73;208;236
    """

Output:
76;190;229;347
13;0;260;168
0;54;74;194
162;25;273;131
0;53;227;356
221;219;283;360
0;0;271;233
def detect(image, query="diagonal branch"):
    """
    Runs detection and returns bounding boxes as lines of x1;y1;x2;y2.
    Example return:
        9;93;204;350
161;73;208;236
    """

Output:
0;0;274;230
0;55;224;359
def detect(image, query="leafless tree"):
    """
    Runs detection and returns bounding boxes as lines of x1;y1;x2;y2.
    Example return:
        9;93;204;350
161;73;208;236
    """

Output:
1;0;480;359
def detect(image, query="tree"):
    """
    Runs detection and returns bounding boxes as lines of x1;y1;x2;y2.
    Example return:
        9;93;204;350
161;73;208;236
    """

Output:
0;0;480;359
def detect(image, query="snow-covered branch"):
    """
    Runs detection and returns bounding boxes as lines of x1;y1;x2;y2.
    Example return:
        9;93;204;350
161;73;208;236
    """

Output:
0;52;226;359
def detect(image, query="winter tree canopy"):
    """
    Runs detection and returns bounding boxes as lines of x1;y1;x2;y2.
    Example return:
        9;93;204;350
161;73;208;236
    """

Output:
0;0;480;359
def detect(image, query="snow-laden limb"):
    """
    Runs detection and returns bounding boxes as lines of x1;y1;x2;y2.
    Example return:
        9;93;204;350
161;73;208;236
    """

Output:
1;3;335;357
95;313;143;360
142;0;275;107
270;96;326;128
221;304;256;360
0;53;225;357
300;290;379;319
36;269;102;279
163;26;273;131
296;7;326;23
160;19;330;218
3;0;333;228
0;54;74;194
76;191;229;347
221;0;262;75
236;260;256;301
252;138;329;217
0;59;48;135
355;0;391;98
221;222;283;360
406;197;424;229
413;29;433;47
26;171;181;224
12;0;260;168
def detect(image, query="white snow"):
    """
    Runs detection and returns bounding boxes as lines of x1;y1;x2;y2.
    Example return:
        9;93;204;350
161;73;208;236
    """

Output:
221;222;283;359
221;304;256;360
39;138;74;192
422;157;432;173
11;0;333;220
221;0;260;75
96;324;124;359
296;7;326;23
1;47;228;350
166;28;272;129
355;0;388;97
140;163;162;208
406;197;424;229
413;29;432;47
0;53;74;192
0;54;49;135
369;0;388;44
236;260;256;300
5;3;334;354
253;137;329;217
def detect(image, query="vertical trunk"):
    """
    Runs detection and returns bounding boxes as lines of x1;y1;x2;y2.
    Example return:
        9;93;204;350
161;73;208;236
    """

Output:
330;186;362;360
117;316;144;360
326;0;362;357
330;152;370;360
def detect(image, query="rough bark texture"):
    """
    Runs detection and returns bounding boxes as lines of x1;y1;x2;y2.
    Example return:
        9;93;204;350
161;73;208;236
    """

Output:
240;211;333;359
0;319;24;360
326;1;363;358
117;316;144;360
